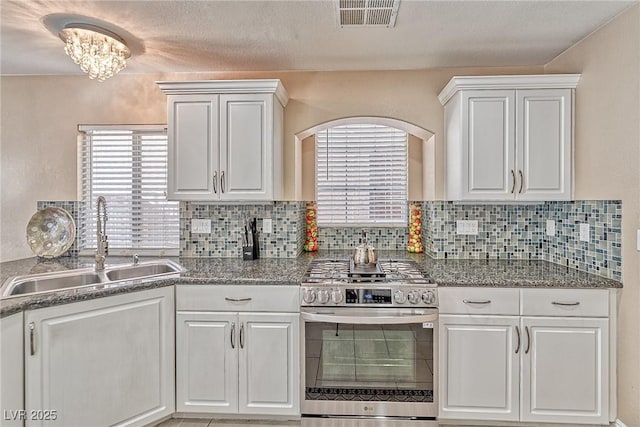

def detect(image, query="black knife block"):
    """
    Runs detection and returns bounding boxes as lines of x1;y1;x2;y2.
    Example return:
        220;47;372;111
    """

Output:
242;245;255;260
242;232;260;260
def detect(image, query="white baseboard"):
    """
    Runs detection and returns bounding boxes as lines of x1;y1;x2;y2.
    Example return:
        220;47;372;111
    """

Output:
614;419;627;427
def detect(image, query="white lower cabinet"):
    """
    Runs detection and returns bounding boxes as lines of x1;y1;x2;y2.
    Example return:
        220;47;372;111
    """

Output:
176;285;300;417
439;315;519;421
439;288;612;425
522;316;609;424
24;287;175;427
1;312;24;427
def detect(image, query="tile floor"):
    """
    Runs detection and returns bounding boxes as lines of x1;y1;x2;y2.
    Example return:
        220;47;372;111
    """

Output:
155;420;615;427
154;419;300;427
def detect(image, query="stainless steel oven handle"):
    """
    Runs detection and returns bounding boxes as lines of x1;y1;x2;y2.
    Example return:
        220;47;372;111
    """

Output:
301;311;438;325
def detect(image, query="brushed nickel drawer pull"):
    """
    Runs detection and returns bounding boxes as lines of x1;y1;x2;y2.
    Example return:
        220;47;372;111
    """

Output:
525;326;531;354
515;325;521;354
29;322;36;356
213;171;218;194
221;171;226;193
240;322;245;349
552;301;581;306
519;170;524;194
231;322;236;349
510;170;516;194
225;297;252;302
463;299;491;304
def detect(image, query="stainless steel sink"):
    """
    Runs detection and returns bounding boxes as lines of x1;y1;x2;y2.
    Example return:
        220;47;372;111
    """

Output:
1;260;184;299
3;271;103;297
105;261;183;281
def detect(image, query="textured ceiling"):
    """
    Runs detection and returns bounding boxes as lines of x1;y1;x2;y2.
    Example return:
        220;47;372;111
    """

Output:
0;0;636;76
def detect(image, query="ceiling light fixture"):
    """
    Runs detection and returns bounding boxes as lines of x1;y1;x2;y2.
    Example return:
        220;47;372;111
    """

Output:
58;23;131;82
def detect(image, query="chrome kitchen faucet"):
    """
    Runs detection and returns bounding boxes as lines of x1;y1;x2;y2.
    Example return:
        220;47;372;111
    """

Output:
95;196;109;271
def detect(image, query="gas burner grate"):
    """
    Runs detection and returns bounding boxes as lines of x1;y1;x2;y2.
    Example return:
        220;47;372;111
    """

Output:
303;258;431;284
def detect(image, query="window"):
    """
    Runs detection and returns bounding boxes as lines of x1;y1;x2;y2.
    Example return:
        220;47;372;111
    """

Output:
78;125;179;254
316;123;408;225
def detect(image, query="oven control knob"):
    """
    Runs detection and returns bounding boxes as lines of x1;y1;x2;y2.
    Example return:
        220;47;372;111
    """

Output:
317;289;330;304
394;290;406;304
408;290;421;304
422;290;436;305
302;289;317;304
331;289;344;304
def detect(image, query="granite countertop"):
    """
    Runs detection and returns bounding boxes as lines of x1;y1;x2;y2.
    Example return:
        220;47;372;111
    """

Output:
422;258;622;288
0;252;621;318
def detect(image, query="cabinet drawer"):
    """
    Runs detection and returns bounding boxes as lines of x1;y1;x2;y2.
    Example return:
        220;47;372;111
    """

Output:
521;289;609;317
177;285;299;312
439;287;520;315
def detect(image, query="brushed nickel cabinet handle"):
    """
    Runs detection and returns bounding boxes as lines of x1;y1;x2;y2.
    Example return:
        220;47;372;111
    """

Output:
463;299;491;305
552;301;581;306
240;322;245;349
221;171;225;193
525;326;531;354
519;170;524;194
231;322;236;349
515;325;521;354
213;171;218;194
225;297;252;302
510;170;516;194
29;322;36;356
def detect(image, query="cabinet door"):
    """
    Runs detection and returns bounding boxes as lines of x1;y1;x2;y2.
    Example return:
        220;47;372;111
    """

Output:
238;313;299;415
25;287;174;427
176;312;238;414
439;315;520;421
461;90;516;200
516;89;572;200
219;94;273;201
167;94;220;200
1;312;24;427
522;317;609;424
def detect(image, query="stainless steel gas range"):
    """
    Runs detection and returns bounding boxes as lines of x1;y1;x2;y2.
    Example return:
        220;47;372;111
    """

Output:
300;258;438;424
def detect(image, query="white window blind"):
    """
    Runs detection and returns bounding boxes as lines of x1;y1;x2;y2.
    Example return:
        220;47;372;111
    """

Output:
78;125;179;253
316;123;408;225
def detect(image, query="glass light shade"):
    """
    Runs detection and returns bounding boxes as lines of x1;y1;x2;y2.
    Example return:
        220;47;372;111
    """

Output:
59;24;131;81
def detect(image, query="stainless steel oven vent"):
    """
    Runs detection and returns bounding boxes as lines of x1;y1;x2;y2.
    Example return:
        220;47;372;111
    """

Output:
336;0;400;27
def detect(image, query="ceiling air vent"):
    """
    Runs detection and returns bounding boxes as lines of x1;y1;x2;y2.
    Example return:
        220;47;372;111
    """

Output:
336;0;400;28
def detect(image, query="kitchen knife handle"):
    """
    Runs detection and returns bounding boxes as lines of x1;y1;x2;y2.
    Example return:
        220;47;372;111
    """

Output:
29;322;36;356
510;170;516;193
213;171;218;194
231;322;236;349
221;171;225;193
519;170;524;194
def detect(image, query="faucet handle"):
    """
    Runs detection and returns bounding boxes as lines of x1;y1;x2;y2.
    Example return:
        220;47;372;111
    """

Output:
104;239;109;256
133;254;139;265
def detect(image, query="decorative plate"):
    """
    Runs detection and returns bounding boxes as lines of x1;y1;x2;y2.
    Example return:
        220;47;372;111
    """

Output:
26;207;76;258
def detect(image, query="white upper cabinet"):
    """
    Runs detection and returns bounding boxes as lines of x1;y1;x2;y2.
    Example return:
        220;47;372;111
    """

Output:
158;80;288;202
439;75;579;201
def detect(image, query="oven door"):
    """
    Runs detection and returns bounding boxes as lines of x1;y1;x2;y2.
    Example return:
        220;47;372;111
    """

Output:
301;307;438;419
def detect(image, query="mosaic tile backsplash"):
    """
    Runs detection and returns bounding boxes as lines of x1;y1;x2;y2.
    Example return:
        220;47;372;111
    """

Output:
544;201;622;281
317;227;408;250
422;200;622;281
36;199;622;280
180;202;306;258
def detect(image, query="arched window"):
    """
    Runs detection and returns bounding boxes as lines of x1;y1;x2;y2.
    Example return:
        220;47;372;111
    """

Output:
316;123;407;225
